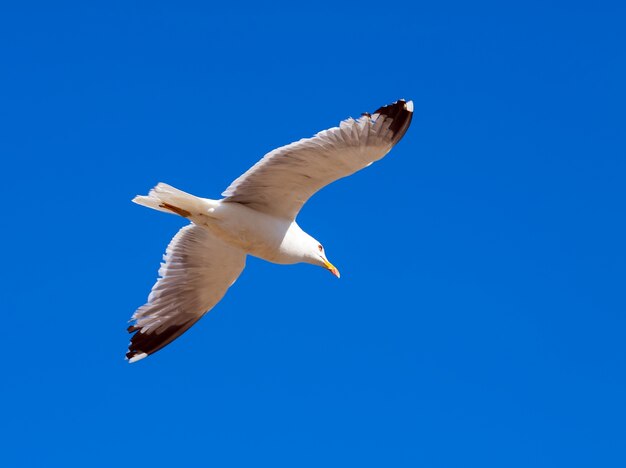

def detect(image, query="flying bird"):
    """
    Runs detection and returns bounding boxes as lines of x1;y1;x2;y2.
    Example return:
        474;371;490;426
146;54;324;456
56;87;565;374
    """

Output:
127;99;413;362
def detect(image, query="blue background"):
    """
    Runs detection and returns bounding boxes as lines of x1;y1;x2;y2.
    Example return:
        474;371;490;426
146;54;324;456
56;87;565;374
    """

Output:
1;1;624;466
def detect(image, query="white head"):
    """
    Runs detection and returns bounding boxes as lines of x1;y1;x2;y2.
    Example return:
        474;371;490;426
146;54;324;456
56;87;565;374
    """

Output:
283;223;340;278
302;235;340;278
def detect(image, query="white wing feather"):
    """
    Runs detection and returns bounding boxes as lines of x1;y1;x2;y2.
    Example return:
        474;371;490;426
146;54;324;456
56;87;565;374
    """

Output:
126;224;246;362
221;100;413;220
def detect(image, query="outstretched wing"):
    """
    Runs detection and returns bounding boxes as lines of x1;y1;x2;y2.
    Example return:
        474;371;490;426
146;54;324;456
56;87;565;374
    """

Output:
126;225;246;362
221;99;413;220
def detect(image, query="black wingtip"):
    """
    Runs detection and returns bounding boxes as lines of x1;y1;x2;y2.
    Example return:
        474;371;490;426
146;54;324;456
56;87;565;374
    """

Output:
126;320;197;363
372;99;413;143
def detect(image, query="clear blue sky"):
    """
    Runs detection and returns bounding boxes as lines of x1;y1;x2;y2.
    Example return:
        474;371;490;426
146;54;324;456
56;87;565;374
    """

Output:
1;1;624;467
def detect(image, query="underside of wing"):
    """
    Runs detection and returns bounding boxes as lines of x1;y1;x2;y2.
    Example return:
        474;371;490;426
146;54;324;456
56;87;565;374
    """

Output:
126;225;246;362
221;99;413;220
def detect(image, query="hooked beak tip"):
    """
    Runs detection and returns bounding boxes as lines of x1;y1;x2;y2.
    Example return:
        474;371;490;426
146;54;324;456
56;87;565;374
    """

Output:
324;260;340;279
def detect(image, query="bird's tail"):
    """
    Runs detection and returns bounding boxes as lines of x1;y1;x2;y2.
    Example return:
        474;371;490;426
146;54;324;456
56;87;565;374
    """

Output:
133;183;213;219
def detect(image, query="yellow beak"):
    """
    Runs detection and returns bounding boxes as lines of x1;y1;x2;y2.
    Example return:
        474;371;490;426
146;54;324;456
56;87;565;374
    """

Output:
323;259;340;278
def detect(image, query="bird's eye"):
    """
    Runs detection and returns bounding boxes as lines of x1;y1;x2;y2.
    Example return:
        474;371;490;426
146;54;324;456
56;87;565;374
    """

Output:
318;244;323;252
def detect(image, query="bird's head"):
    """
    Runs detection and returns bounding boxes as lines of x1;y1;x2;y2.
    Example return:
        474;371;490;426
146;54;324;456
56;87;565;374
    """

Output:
309;240;340;278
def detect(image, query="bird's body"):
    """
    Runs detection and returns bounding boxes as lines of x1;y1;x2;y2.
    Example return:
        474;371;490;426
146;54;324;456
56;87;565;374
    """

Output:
127;99;413;362
159;192;317;265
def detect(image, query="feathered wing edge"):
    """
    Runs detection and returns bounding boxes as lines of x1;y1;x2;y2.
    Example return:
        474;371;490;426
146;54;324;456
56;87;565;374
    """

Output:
220;99;414;219
369;99;413;144
126;225;246;363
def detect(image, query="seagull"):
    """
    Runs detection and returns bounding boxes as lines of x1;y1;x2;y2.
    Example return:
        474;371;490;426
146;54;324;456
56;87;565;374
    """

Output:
127;99;413;363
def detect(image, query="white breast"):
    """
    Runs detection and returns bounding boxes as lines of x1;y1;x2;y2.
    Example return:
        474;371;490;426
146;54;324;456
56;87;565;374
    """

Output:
196;200;307;264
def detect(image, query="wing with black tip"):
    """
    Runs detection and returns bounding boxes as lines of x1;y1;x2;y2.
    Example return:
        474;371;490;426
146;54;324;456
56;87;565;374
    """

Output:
221;99;413;220
126;225;246;362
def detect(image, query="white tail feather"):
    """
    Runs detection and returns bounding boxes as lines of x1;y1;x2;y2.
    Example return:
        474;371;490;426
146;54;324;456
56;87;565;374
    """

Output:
133;183;212;218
